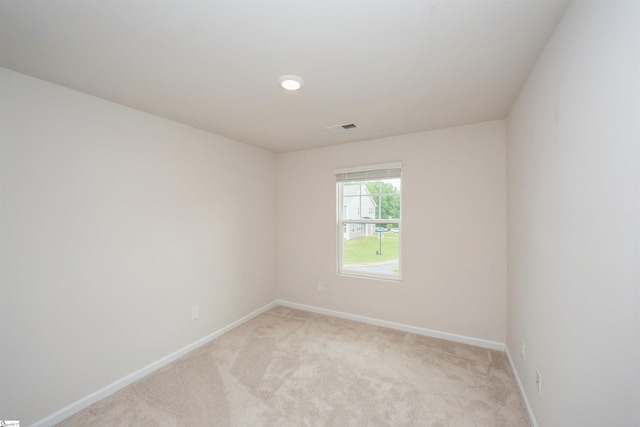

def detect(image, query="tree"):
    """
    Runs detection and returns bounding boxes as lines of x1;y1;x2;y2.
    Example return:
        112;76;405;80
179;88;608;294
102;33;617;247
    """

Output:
365;180;400;221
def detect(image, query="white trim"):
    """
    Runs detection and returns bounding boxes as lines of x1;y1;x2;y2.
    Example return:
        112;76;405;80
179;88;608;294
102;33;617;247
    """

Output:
276;300;505;351
340;219;402;225
505;346;538;427
333;161;402;175
32;301;277;427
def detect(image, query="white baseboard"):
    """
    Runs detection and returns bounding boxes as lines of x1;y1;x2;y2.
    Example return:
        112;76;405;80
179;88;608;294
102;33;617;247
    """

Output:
31;300;277;427
276;299;505;351
505;346;538;427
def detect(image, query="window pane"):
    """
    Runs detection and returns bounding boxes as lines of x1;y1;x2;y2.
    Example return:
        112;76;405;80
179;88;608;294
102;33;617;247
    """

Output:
342;224;400;278
338;174;401;280
341;178;400;221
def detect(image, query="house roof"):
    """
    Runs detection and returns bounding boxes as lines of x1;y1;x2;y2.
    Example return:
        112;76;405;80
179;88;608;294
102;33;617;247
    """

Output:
343;183;377;208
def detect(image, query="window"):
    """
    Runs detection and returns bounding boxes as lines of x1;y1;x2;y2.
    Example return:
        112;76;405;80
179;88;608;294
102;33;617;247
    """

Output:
335;162;401;280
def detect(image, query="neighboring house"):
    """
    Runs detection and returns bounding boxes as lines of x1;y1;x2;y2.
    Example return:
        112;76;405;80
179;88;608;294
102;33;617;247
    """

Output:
342;183;377;240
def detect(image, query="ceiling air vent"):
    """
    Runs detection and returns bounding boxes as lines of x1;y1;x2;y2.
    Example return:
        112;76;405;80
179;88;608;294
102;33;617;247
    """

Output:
326;123;358;133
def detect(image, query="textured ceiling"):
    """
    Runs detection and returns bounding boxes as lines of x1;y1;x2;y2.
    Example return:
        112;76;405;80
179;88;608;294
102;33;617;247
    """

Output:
0;0;568;152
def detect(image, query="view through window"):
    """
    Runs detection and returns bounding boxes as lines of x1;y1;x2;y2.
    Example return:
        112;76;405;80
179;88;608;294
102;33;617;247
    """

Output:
335;163;401;280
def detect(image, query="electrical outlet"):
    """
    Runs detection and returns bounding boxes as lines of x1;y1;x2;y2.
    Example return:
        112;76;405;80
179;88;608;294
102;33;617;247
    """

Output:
318;282;324;292
536;369;542;395
521;339;526;360
191;306;199;320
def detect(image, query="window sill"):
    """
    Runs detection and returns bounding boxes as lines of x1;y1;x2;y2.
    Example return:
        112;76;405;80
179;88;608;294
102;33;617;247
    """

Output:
337;272;402;283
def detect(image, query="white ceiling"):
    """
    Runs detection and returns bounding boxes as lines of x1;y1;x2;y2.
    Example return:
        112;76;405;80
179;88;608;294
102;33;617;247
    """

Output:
0;0;568;153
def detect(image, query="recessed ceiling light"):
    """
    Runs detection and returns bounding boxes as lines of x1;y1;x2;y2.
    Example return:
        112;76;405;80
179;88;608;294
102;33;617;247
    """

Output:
278;75;304;91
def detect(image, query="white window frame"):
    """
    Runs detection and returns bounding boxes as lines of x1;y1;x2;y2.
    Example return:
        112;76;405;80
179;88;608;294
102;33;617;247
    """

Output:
334;162;402;281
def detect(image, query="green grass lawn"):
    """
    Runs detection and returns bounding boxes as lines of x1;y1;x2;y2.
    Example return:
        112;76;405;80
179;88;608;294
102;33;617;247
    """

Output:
344;232;399;265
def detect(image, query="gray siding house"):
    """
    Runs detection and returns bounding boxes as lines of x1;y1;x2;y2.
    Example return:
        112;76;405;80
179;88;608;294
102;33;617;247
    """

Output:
342;183;377;240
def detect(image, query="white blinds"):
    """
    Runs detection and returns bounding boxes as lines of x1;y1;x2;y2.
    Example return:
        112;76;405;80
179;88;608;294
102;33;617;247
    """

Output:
334;162;402;182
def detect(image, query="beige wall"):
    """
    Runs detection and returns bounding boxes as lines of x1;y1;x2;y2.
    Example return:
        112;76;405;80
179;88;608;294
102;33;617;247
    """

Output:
276;121;507;343
0;68;277;425
506;2;640;426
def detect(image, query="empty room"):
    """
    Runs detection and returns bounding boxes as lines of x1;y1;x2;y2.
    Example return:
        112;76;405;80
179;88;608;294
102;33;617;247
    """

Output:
1;1;638;426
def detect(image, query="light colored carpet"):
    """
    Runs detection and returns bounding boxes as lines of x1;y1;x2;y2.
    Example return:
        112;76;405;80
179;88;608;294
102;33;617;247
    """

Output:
57;307;530;426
